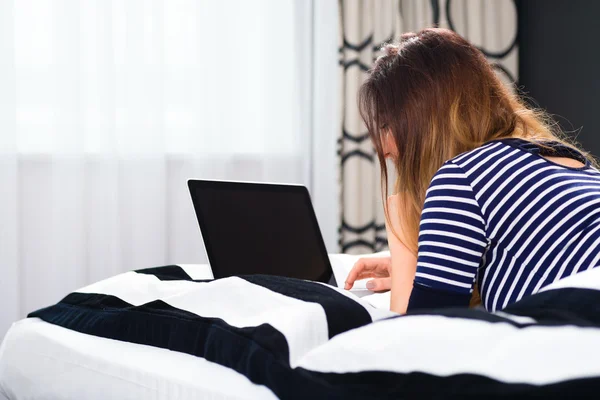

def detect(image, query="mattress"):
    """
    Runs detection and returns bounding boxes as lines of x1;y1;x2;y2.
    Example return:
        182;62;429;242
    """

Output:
0;318;277;400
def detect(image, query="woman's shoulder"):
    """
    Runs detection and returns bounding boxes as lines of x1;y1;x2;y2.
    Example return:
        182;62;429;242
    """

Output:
428;140;520;192
449;140;513;169
429;141;510;180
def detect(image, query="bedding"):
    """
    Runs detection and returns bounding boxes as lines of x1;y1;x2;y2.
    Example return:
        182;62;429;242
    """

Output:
0;318;276;400
3;255;600;399
0;255;390;400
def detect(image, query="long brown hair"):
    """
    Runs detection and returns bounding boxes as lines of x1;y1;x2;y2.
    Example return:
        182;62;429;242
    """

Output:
358;28;593;254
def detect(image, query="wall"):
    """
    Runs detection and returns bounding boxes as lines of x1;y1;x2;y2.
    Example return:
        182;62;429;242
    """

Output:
518;0;600;157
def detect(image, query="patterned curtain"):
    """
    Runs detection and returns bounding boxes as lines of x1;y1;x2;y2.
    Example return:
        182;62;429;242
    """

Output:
337;0;517;254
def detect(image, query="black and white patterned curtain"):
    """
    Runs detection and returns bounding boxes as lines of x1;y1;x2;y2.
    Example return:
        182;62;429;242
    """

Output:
338;0;517;254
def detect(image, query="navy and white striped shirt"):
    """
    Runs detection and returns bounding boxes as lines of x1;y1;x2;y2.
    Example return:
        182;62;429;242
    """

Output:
408;138;600;312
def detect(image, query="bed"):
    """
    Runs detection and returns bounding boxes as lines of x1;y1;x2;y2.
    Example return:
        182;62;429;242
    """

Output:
0;254;388;400
2;254;600;399
0;318;276;400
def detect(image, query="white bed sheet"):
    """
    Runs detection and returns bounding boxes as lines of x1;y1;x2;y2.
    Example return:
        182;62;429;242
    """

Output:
0;255;389;400
0;318;277;400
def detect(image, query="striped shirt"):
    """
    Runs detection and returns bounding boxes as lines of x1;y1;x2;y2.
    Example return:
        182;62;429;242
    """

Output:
407;138;600;312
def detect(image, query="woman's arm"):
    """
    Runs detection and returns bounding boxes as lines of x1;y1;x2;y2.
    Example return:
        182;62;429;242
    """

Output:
407;161;487;312
386;195;418;314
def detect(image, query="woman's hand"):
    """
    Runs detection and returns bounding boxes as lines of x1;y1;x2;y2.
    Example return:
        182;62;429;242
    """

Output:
344;257;392;292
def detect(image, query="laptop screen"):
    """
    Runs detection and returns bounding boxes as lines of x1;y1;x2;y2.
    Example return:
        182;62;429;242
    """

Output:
188;180;332;282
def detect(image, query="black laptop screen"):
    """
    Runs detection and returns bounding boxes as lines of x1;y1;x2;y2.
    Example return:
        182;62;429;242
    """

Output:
188;181;332;282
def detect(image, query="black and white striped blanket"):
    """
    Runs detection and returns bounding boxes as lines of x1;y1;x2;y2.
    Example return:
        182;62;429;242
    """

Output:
29;265;600;399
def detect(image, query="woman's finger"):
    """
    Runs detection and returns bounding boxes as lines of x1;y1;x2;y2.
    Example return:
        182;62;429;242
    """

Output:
365;277;392;292
344;258;373;290
344;257;390;290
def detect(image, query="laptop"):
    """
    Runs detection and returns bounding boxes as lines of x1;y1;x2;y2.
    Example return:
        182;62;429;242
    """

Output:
188;179;336;285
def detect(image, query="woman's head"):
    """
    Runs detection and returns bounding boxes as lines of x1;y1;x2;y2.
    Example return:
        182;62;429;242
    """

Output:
359;28;585;252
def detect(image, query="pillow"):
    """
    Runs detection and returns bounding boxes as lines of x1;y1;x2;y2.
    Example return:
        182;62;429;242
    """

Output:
29;264;392;369
295;267;600;398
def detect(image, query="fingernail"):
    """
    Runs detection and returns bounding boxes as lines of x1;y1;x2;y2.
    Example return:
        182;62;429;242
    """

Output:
366;281;375;290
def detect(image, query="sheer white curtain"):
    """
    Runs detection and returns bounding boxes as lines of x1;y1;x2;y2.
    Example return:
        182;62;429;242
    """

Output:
0;0;340;337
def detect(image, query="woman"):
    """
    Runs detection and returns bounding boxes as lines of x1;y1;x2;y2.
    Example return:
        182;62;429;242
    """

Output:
344;28;600;314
